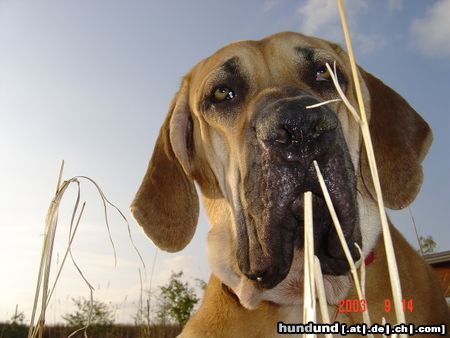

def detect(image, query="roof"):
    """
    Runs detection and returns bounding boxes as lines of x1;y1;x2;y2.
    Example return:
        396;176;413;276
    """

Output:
423;250;450;265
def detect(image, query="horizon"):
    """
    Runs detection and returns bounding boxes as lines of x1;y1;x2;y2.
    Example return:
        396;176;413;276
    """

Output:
0;0;449;324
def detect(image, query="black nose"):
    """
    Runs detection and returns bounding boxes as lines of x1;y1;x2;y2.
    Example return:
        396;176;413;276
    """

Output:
256;96;339;161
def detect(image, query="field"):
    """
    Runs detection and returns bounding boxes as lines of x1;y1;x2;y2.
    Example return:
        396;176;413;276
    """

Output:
0;323;181;338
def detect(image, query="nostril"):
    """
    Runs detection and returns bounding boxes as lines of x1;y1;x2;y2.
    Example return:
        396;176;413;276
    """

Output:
261;127;292;145
274;127;290;144
312;117;338;138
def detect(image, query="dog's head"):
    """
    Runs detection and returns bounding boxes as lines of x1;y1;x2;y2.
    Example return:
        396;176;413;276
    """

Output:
131;32;432;308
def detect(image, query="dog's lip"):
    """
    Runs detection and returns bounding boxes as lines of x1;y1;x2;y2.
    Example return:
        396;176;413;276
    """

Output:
289;192;336;255
287;188;361;275
237;175;360;286
290;192;329;223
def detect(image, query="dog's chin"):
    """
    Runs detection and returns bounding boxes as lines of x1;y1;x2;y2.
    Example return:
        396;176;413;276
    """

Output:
231;249;353;310
207;208;357;311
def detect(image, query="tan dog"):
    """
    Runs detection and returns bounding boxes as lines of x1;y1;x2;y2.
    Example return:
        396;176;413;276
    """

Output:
131;32;450;337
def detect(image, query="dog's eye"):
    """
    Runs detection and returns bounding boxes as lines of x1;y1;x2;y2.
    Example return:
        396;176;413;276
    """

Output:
315;64;346;89
213;87;236;102
316;66;332;82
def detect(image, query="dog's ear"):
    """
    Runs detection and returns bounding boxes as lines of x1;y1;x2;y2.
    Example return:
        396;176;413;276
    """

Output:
131;80;199;252
360;70;432;209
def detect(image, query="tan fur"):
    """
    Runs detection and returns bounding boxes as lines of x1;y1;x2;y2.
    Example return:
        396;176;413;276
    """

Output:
359;71;433;210
131;83;200;252
183;225;450;337
131;32;449;336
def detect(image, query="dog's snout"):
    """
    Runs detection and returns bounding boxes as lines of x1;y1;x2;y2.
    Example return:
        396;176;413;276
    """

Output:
257;98;339;144
277;113;337;143
255;96;339;161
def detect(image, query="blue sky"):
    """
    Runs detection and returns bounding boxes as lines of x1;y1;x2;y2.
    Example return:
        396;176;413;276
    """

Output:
0;0;448;324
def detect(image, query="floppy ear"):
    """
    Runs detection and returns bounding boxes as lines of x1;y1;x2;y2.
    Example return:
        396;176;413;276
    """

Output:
360;70;432;209
131;81;199;252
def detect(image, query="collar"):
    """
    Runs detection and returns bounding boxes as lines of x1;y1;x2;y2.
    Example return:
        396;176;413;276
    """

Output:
364;251;375;266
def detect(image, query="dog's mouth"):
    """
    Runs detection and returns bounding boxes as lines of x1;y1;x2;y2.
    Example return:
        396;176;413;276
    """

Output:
236;164;360;289
234;93;361;290
290;188;360;277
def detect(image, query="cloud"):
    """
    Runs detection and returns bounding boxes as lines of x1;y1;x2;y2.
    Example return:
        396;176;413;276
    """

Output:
296;0;368;38
296;0;343;40
262;0;277;12
295;0;385;54
387;0;403;11
410;0;450;58
353;32;386;55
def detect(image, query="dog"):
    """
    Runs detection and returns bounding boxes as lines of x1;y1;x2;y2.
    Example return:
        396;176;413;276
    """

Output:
131;32;450;337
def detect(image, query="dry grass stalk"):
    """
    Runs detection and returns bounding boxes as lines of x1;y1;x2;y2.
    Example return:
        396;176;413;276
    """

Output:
313;161;372;334
77;175;146;270
147;249;159;327
355;243;366;299
55;160;65;195
408;207;423;256
29;172;95;338
306;99;342;109
46;198;86;306
314;257;332;338
28;162;145;338
302;191;316;334
336;0;406;329
28;162;74;338
136;268;146;335
324;62;361;124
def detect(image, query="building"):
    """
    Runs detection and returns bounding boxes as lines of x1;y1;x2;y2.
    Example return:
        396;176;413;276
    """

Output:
423;250;450;304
